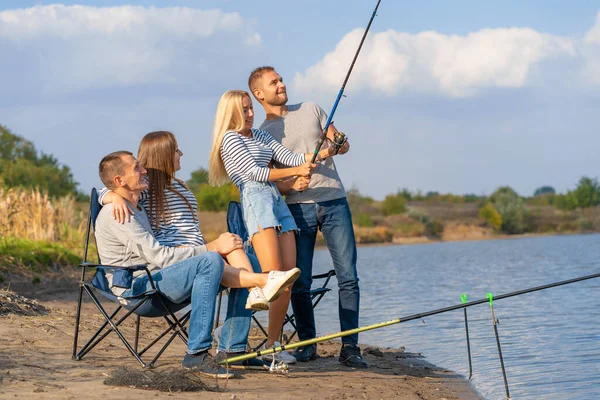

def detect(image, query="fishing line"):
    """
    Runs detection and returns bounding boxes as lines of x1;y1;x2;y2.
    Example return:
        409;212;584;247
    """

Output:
310;0;383;163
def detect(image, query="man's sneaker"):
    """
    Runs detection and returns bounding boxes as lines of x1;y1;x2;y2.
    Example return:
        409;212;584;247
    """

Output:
292;343;318;362
245;287;269;311
339;345;369;369
182;351;235;379
214;351;270;371
259;341;297;364
261;268;301;302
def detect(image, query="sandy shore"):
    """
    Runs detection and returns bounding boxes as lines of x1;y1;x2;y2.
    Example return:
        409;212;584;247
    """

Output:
0;278;481;399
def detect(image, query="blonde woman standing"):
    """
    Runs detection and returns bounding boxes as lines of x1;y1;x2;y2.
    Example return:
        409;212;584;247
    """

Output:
208;90;335;363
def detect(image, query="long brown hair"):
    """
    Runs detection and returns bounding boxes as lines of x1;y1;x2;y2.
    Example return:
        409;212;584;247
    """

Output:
137;131;196;229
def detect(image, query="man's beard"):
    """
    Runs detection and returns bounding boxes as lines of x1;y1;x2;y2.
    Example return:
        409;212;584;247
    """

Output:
269;92;288;106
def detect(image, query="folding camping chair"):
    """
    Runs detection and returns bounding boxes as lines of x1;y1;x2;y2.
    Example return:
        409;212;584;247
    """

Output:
223;201;336;350
72;188;191;368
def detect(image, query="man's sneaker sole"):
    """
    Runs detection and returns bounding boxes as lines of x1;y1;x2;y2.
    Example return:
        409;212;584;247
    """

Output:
263;268;301;302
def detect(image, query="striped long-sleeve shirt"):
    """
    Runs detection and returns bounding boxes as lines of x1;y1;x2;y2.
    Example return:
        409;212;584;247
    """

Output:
220;128;306;189
98;180;204;247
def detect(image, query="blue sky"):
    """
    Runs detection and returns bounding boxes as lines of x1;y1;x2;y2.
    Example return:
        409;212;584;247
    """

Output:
1;1;600;199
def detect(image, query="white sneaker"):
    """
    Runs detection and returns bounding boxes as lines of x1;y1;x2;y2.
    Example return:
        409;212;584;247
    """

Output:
261;268;301;303
260;341;297;364
245;287;269;311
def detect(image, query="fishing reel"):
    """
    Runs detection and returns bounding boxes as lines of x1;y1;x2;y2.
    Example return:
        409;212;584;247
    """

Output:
331;130;347;155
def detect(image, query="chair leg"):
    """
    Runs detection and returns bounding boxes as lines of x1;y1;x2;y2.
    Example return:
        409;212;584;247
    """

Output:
134;315;141;353
214;292;223;328
251;313;269;351
72;284;85;360
79;288;149;367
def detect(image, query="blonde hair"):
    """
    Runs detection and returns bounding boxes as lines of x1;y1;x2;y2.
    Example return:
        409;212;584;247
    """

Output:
208;90;251;186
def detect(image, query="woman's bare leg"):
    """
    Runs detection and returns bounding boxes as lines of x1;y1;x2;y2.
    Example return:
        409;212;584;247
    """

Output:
220;263;267;288
224;248;254;273
251;227;288;347
252;228;298;347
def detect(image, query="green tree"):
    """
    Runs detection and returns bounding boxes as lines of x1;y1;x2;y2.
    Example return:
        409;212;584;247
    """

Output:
489;186;519;203
0;124;80;197
186;167;209;194
186;168;239;211
490;187;530;234
572;176;600;208
554;192;577;211
533;186;556;197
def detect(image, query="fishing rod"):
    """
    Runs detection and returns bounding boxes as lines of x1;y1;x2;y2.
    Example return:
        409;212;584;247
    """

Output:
310;0;382;163
220;270;600;365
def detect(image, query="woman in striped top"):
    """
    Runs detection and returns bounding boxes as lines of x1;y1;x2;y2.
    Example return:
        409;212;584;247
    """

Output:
100;131;300;312
208;90;335;360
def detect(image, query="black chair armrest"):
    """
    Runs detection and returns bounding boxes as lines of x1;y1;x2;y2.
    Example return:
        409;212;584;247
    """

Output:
312;269;336;280
79;262;148;271
83;262;158;291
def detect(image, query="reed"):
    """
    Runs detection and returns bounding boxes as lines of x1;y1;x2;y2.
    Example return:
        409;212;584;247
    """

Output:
0;187;86;243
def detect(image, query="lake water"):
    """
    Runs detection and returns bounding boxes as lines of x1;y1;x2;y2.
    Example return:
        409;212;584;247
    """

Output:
306;234;600;399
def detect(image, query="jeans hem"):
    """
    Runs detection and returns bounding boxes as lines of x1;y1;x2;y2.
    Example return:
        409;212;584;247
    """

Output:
217;346;247;353
187;346;211;355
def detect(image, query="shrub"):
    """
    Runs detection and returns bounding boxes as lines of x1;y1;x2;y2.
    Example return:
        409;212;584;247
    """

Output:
491;191;531;234
192;183;239;212
424;219;444;239
381;193;406;216
578;217;594;232
478;202;502;231
354;226;393;243
353;212;374;227
347;187;375;215
554;192;577;211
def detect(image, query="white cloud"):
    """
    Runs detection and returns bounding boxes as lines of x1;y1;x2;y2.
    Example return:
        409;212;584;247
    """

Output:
0;5;262;95
293;27;576;97
581;10;600;85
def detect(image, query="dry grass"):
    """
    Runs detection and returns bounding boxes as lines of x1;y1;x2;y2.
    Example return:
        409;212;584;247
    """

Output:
197;211;227;242
0;188;87;244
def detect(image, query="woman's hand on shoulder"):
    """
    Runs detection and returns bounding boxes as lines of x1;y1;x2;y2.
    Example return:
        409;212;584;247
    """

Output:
110;194;134;223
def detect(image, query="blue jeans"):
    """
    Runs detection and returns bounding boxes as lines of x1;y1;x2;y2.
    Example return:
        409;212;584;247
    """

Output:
122;252;224;354
217;253;262;353
288;197;360;346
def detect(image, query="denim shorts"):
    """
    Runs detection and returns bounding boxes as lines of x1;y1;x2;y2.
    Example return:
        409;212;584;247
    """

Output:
240;181;298;241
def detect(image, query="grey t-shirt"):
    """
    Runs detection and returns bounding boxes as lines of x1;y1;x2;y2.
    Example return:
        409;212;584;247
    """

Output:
260;102;346;204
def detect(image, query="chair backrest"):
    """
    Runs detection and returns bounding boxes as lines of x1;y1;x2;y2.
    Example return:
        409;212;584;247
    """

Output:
226;201;254;256
227;201;248;241
83;188;101;263
90;188;102;230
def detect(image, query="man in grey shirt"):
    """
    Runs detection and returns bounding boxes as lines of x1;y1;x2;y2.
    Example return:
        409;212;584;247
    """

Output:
249;66;368;368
